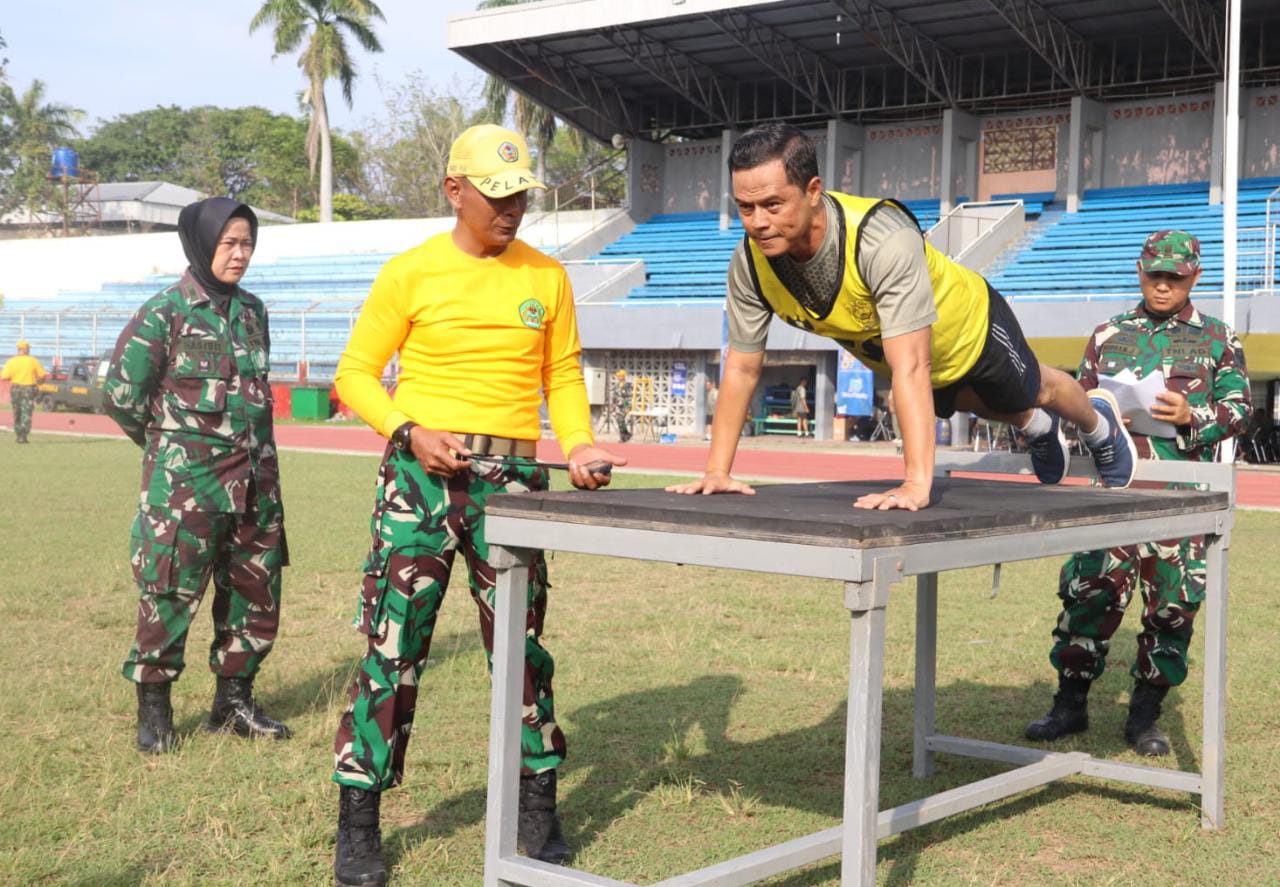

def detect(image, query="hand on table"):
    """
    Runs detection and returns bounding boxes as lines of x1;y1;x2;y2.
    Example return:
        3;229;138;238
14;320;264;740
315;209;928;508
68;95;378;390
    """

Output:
567;444;627;490
854;481;930;511
666;471;756;496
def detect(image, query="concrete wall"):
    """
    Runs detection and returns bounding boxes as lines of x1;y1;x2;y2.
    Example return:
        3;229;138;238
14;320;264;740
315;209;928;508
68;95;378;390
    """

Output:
662;139;723;213
1102;93;1215;187
1245;87;1280;179
861;121;942;199
977;110;1070;200
651;94;1280;211
0;210;607;300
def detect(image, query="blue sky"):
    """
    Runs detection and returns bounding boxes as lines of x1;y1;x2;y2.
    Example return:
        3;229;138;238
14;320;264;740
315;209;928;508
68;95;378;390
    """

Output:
2;0;488;135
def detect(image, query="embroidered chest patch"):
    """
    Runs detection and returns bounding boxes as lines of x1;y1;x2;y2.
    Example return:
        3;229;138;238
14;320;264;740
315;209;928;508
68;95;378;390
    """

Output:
518;299;546;329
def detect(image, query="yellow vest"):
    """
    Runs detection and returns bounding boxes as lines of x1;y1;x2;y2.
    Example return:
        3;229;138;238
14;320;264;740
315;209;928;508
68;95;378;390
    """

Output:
745;192;990;386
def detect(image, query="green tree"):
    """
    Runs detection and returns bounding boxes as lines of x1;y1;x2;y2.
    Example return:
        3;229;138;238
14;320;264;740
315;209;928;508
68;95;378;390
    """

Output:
295;191;390;221
77;105;363;217
477;0;560;208
541;126;626;211
250;0;384;223
0;78;83;222
353;73;482;218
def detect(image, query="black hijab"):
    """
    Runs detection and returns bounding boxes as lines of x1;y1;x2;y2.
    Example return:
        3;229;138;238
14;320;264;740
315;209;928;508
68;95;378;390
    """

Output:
177;197;259;297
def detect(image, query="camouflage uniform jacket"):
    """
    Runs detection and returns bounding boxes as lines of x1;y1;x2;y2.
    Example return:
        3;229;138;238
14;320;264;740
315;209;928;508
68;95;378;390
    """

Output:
1079;299;1251;461
104;271;280;513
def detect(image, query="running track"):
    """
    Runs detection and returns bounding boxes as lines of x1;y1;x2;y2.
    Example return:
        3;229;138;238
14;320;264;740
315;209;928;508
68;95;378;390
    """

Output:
8;410;1280;510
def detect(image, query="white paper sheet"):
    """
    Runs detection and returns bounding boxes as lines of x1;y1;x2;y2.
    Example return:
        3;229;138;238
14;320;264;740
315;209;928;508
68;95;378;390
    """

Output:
1097;370;1177;438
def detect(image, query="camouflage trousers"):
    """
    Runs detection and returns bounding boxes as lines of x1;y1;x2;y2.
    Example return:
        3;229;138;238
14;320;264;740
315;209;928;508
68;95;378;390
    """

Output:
332;447;564;791
1051;536;1205;688
123;502;287;684
10;385;36;439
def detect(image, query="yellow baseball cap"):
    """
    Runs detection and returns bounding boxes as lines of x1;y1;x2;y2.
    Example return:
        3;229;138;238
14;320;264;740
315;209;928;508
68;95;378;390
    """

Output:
447;124;547;198
16;339;29;349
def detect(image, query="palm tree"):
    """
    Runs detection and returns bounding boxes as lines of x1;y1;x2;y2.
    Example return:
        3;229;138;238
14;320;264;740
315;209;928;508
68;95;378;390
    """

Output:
478;0;560;208
0;79;82;216
250;0;384;223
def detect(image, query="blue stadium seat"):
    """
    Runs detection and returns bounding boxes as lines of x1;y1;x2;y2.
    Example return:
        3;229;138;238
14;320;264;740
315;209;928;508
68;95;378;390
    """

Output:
987;178;1277;300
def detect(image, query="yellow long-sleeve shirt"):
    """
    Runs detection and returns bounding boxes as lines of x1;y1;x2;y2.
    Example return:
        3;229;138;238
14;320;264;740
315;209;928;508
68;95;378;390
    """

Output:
1;354;46;386
335;233;594;455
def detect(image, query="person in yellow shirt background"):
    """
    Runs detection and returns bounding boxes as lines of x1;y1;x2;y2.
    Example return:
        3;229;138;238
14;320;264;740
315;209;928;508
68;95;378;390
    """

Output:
2;339;49;444
329;124;625;887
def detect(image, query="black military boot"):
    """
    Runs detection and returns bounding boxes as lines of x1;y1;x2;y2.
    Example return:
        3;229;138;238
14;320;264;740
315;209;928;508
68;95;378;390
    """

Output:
1025;676;1091;741
207;676;292;739
518;770;573;864
335;786;388;887
1124;681;1171;756
135;682;176;754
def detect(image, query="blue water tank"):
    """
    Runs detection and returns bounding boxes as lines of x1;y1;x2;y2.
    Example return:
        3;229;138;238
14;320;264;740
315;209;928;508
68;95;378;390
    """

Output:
51;146;79;179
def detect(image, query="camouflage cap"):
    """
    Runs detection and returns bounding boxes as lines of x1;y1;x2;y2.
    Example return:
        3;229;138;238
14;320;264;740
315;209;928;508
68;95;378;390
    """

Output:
1140;229;1200;275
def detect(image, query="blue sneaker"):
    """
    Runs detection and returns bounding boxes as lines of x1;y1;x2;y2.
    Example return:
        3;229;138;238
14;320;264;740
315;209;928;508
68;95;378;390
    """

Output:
1026;412;1070;484
1084;389;1137;489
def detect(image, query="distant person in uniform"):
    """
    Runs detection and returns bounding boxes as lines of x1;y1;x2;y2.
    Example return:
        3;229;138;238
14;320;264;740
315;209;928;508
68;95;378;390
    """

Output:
670;122;1137;508
1024;230;1251;756
328;124;624;887
104;197;292;756
2;339;48;443
613;368;633;443
704;376;718;440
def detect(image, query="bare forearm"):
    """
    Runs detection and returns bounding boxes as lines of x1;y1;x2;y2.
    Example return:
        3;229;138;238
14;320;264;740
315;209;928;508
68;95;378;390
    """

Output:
894;367;935;487
706;354;760;474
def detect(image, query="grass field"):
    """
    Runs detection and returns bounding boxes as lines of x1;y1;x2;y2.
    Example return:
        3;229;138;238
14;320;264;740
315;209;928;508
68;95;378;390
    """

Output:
1;436;1277;885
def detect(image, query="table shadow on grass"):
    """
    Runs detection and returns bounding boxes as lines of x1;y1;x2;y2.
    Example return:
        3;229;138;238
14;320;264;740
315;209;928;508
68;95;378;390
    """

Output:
386;674;1200;879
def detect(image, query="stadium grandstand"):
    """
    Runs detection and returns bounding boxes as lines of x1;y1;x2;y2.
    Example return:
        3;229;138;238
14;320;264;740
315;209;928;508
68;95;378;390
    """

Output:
1;0;1279;441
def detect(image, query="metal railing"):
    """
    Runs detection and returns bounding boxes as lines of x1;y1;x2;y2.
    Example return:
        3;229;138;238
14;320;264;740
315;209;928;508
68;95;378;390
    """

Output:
0;305;362;381
1263;184;1280;292
523;148;628;251
925;200;1026;268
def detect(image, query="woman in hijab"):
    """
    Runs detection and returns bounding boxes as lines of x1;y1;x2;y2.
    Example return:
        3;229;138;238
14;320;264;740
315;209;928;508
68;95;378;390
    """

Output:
104;197;292;755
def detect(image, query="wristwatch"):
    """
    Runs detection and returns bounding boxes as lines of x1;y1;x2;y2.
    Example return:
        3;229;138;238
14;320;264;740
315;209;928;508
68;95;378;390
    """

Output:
391;421;418;452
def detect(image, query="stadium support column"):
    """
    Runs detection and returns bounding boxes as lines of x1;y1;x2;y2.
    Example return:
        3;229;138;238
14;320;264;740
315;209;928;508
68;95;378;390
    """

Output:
1067;97;1105;213
825;119;866;193
816;351;836;441
720;129;740;231
1209;81;1245;206
940;109;979;214
693;353;708;435
626;138;665;222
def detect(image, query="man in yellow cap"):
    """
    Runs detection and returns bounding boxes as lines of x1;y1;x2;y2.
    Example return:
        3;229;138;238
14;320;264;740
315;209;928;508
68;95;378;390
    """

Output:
2;340;48;444
329;123;625;886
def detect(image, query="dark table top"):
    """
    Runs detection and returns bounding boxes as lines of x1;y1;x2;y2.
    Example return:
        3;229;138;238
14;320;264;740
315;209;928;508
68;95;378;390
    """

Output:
486;478;1228;548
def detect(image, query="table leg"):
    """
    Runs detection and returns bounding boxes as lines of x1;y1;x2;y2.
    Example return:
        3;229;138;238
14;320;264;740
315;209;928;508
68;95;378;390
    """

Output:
913;572;938;779
1201;531;1228;829
484;546;530;887
841;601;887;886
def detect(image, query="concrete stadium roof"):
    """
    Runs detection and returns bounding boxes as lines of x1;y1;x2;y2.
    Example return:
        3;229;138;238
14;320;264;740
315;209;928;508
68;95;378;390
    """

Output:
449;0;1280;143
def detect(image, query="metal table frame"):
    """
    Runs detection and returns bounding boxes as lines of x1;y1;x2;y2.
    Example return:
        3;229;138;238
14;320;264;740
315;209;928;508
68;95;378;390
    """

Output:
481;453;1234;887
